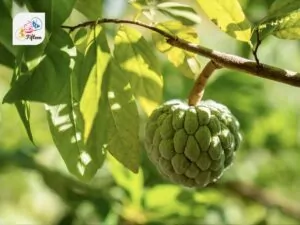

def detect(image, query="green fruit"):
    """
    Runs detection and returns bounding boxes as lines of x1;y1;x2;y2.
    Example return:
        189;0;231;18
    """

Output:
144;100;242;188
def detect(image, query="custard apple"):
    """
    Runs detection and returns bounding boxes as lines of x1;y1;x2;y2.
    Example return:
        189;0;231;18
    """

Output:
145;100;242;188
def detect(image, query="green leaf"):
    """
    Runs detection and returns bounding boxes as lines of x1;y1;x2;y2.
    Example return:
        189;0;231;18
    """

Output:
45;27;112;180
258;0;300;39
129;1;201;25
114;25;163;115
157;2;201;25
0;1;17;56
73;28;90;54
2;0;12;11
152;21;201;78
193;190;224;204
128;0;148;10
21;37;49;71
75;0;103;19
177;57;201;79
268;0;300;20
78;25;111;142
14;0;26;6
144;185;182;209
9;55;34;145
0;43;14;68
73;28;88;46
272;14;300;39
46;103;101;180
3;29;76;104
26;0;76;30
46;53;109;180
144;185;197;219
106;60;140;173
15;100;34;144
196;0;252;43
108;154;143;205
80;56;111;180
129;0;156;20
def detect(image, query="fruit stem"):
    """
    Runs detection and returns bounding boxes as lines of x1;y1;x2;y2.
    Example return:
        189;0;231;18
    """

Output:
188;60;221;106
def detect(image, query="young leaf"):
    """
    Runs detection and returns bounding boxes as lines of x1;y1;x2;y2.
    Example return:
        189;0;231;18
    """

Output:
75;0;103;19
15;100;34;145
78;25;111;142
130;1;201;25
106;60;140;173
129;0;155;21
114;25;163;115
157;2;201;25
258;0;300;39
26;0;76;30
128;0;149;12
272;14;300;39
196;0;252;43
129;0;148;7
152;21;201;78
5;51;34;144
3;29;76;105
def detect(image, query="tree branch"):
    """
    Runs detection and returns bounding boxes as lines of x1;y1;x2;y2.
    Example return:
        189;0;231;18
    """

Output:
61;18;174;39
219;181;300;221
167;39;300;87
62;18;300;87
188;60;221;106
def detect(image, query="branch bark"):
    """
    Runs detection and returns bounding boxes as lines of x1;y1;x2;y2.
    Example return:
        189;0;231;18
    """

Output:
62;19;300;87
167;39;300;87
188;60;221;106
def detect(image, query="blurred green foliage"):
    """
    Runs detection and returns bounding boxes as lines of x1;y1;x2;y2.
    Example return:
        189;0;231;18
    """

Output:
1;0;300;224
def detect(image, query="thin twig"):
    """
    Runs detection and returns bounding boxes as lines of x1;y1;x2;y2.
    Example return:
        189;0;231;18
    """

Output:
188;60;221;106
219;181;300;221
252;28;262;66
61;18;174;39
62;18;300;88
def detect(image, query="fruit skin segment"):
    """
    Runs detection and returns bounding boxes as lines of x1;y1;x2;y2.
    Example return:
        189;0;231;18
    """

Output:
145;100;242;188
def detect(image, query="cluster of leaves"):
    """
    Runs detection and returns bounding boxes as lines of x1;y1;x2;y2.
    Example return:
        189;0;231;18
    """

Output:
1;0;164;180
0;148;232;225
1;0;300;181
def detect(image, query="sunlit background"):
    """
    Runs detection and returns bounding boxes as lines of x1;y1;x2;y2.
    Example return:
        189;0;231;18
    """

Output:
1;0;300;224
